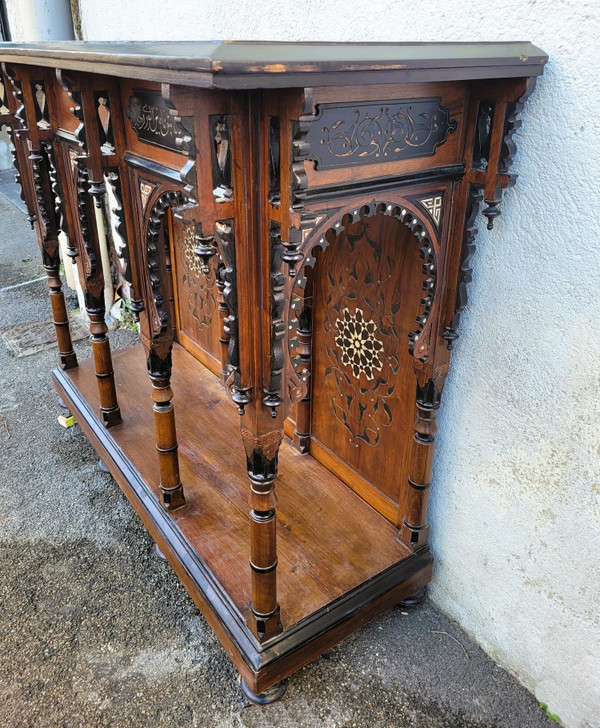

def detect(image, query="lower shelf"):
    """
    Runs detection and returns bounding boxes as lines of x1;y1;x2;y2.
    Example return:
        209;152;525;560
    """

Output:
53;343;433;692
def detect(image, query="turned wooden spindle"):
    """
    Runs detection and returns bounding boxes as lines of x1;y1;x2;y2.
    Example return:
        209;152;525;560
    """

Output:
147;347;185;510
216;265;230;385
293;297;312;454
400;378;440;549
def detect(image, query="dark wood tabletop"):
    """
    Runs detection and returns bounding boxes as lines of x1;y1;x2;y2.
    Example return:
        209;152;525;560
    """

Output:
0;40;548;88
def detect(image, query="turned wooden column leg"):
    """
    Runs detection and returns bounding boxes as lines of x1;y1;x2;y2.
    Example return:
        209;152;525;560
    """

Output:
86;301;122;427
400;378;440;549
242;429;283;641
147;347;185;510
45;262;78;370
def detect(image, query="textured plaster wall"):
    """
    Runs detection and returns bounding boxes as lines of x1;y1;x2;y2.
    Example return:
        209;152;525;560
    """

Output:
75;2;600;727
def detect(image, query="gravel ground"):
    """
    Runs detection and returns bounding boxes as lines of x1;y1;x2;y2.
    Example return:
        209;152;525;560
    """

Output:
0;190;555;728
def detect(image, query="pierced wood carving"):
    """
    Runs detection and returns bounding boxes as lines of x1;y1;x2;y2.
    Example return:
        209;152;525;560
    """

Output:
146;189;186;337
210;114;233;202
95;92;115;153
320;218;401;447
181;223;218;331
472;100;494;172
305;98;457;170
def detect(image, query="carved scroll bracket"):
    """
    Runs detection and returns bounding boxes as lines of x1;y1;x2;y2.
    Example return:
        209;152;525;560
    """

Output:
213;218;251;415
467;78;537;229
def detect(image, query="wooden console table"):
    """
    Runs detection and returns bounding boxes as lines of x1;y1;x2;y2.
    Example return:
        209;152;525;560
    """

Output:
0;41;546;702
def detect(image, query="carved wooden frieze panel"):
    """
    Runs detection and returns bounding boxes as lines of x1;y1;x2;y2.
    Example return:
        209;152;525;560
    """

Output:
305;98;457;170
126;88;195;156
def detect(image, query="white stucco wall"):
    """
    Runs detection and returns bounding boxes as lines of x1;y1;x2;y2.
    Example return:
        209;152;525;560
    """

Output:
4;0;74;43
72;3;600;727
0;128;12;170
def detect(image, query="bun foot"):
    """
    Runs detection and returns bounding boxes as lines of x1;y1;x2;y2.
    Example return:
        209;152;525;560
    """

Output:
399;586;428;607
58;397;69;410
154;543;168;562
240;677;288;705
97;459;110;473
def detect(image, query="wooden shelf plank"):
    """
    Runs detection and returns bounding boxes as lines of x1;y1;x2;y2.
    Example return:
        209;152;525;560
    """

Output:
61;342;411;629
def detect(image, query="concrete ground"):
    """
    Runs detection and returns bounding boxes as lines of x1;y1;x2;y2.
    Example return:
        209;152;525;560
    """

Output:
0;189;556;728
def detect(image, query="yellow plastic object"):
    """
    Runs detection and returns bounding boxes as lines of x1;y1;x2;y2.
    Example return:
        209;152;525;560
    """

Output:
57;414;76;428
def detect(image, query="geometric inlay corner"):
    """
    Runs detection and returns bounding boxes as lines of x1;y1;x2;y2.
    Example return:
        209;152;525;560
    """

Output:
139;180;156;212
413;192;444;229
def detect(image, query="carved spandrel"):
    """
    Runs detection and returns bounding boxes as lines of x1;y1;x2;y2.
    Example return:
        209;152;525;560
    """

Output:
305;98;457;170
408;192;445;231
127;88;195;156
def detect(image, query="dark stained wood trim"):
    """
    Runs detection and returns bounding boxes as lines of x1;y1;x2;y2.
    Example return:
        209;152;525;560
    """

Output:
123;151;184;187
296;164;465;204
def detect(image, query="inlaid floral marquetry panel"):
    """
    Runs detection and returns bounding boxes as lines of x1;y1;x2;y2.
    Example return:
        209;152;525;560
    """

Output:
335;307;384;380
311;211;429;507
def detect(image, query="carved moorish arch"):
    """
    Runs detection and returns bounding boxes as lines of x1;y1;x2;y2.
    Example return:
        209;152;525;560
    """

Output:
284;196;441;518
286;196;440;398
